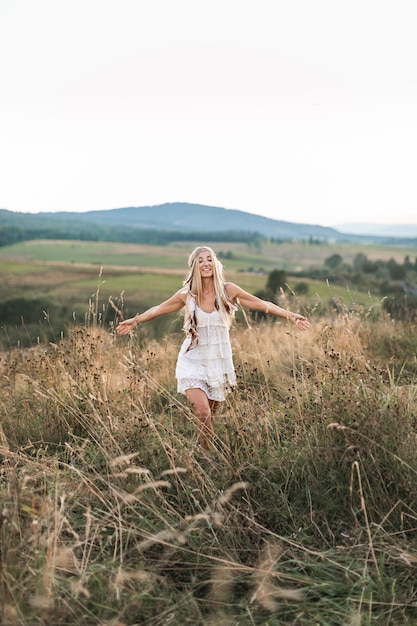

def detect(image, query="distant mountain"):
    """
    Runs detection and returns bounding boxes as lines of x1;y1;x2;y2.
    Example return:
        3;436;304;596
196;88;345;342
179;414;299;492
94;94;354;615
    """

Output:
335;223;417;238
0;203;416;246
35;202;345;240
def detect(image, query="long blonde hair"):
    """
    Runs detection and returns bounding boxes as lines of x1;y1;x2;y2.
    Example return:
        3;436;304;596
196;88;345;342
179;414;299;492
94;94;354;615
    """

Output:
182;246;236;348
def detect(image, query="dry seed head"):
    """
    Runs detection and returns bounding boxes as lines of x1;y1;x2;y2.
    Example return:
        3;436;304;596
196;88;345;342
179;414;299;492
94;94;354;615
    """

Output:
397;550;417;565
160;467;188;477
1;605;19;626
114;567;156;588
0;423;9;447
208;565;234;609
184;513;211;522
109;452;142;468
53;546;80;573
251;578;305;611
251;543;304;611
70;580;91;598
112;490;138;505
135;480;171;494
327;422;347;431
136;529;187;554
29;594;54;610
271;586;305;601
184;511;224;527
212;512;225;527
256;542;284;571
116;467;155;477
217;481;248;505
251;579;279;612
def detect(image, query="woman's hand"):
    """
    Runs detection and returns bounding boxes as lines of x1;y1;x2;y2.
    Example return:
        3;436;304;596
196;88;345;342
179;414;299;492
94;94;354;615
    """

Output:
116;317;138;336
292;314;310;331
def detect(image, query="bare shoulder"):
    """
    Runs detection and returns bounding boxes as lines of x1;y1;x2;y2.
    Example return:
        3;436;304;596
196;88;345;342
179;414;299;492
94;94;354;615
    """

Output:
172;288;188;304
160;288;188;308
155;288;188;315
224;281;245;300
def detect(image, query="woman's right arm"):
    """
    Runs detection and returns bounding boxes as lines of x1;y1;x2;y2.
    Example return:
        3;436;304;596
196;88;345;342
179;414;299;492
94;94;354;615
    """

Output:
116;290;187;335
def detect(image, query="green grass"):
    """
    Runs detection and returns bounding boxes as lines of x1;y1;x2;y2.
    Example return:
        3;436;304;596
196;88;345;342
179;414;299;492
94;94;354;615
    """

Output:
0;240;196;268
1;239;416;272
0;260;55;275
302;278;382;307
71;271;271;297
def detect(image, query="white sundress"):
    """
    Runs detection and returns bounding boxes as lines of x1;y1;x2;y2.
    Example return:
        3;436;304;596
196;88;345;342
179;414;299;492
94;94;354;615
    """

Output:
176;304;236;402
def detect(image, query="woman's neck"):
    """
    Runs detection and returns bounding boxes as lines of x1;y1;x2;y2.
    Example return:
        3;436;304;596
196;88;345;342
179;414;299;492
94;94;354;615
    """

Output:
201;277;215;295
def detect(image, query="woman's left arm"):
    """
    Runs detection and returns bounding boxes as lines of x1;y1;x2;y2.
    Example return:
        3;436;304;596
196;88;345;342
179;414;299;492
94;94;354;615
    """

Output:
225;282;310;330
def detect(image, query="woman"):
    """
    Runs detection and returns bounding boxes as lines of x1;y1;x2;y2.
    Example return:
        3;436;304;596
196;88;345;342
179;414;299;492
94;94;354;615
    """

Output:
117;246;310;449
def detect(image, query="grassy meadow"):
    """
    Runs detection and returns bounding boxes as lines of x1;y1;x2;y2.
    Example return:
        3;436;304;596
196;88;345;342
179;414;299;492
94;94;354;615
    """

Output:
0;238;404;348
1;239;417;624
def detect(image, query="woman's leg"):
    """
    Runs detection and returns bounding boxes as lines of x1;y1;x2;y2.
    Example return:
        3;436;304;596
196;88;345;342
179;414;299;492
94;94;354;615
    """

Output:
186;388;217;449
209;399;220;416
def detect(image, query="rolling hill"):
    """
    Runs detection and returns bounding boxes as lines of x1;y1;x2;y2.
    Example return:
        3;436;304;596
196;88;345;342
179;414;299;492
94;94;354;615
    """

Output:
0;202;416;246
30;202;341;240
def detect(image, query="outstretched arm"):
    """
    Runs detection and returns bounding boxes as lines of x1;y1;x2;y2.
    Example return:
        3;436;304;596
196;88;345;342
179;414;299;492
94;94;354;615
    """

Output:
116;289;187;336
225;282;310;330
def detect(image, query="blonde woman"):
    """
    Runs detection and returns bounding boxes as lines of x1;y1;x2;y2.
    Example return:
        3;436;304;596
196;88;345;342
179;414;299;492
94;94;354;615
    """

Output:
117;246;309;449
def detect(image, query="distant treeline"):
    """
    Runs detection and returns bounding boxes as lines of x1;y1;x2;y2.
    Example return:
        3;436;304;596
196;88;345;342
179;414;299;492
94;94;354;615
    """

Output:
0;224;268;247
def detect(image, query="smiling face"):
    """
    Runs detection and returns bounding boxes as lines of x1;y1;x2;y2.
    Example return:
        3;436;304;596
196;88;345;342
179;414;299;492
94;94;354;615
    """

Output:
185;246;225;296
198;249;213;278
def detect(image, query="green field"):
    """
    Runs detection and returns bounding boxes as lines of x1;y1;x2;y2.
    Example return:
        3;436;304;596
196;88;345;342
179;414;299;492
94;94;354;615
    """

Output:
0;238;412;349
0;239;393;307
1;238;415;271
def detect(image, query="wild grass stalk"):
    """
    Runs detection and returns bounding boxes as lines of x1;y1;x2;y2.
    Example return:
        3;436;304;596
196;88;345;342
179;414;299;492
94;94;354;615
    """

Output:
1;304;417;624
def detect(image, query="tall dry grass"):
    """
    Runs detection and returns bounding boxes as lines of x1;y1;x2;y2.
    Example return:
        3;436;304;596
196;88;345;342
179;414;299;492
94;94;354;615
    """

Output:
1;304;417;625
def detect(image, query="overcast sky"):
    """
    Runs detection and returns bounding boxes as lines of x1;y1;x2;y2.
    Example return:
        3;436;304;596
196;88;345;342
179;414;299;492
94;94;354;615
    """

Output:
1;0;416;226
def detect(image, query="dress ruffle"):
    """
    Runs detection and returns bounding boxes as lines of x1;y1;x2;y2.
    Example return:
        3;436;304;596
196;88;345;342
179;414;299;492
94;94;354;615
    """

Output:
175;306;236;401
